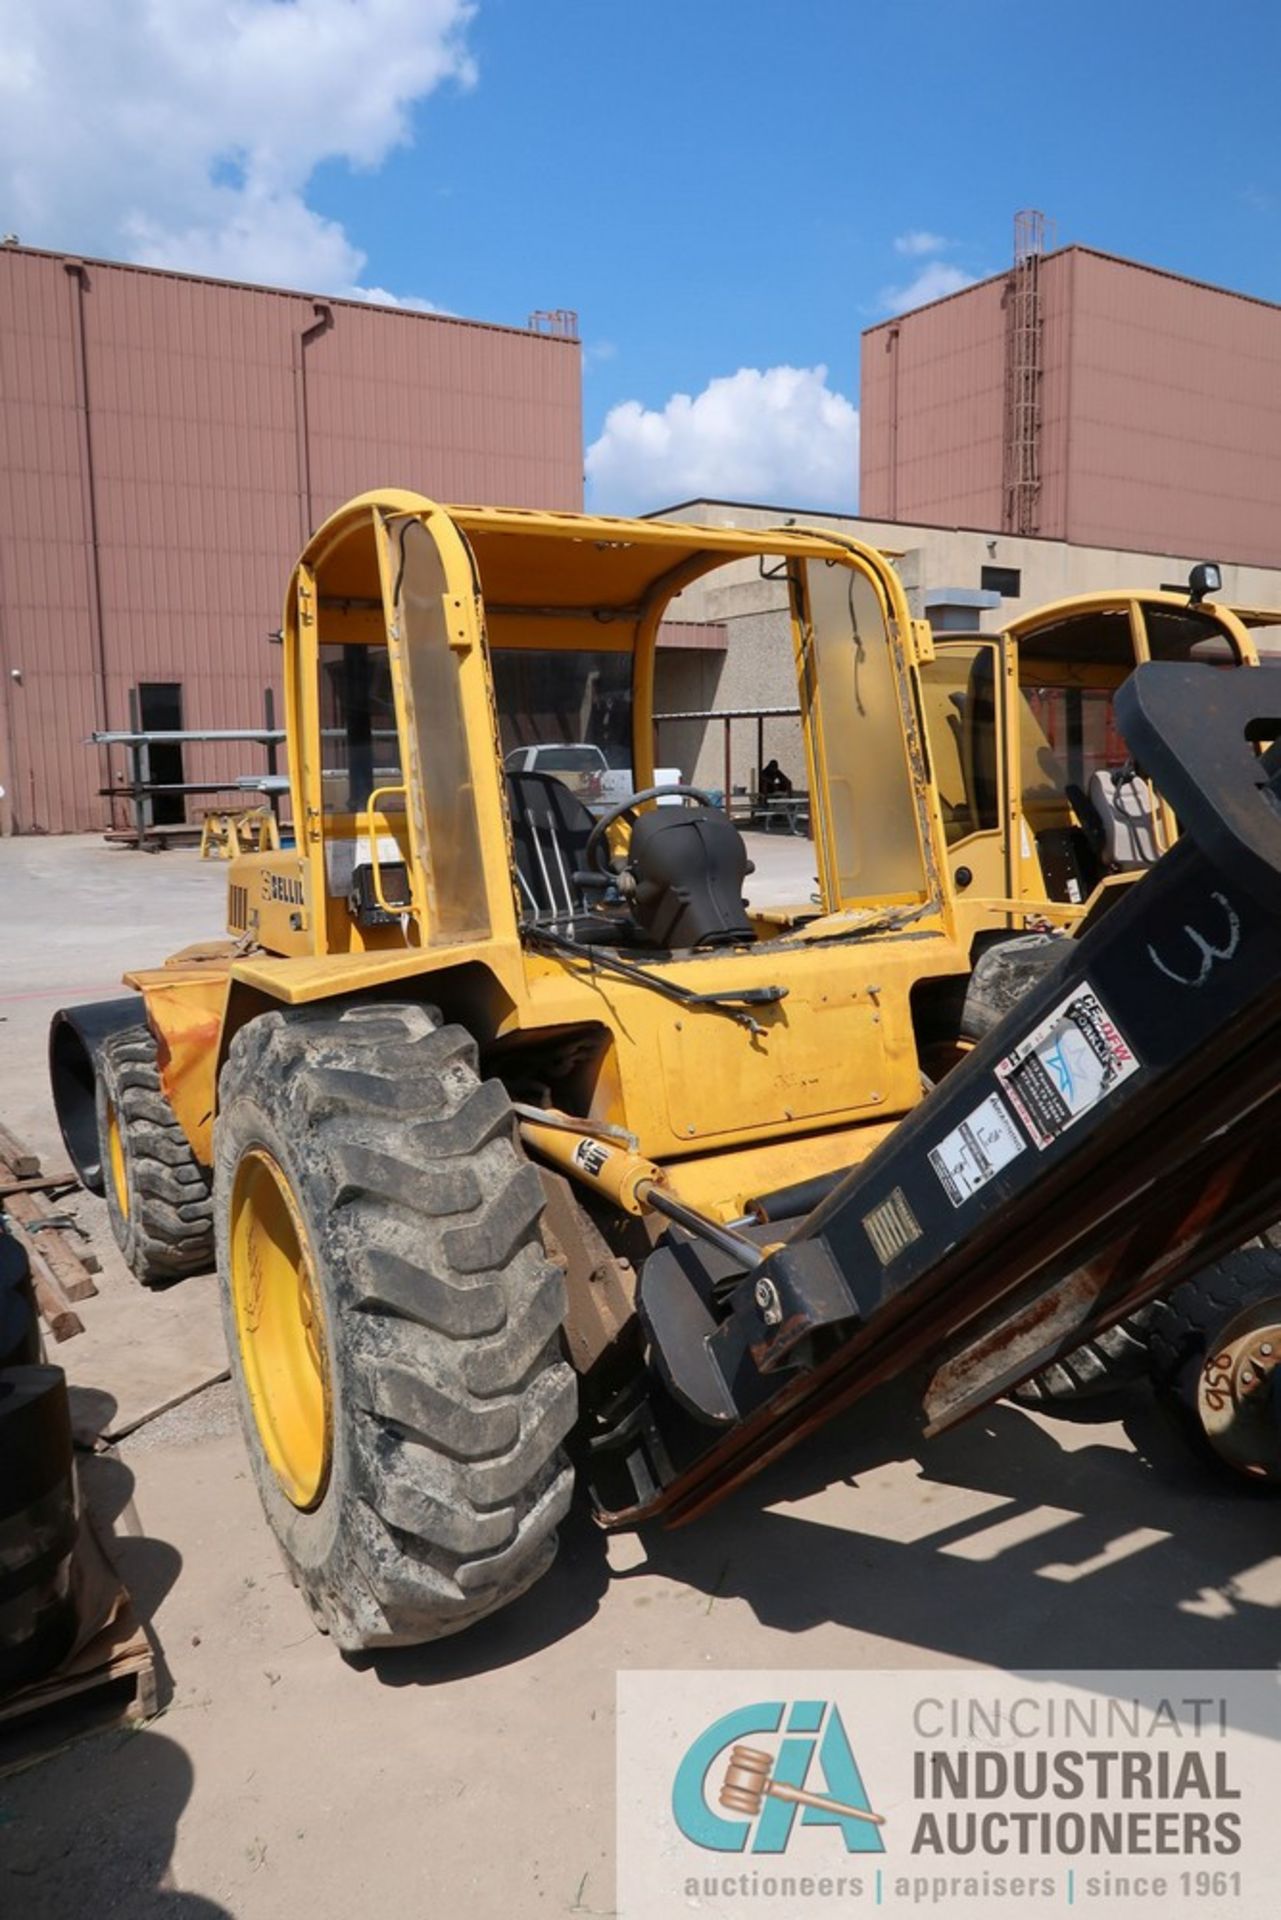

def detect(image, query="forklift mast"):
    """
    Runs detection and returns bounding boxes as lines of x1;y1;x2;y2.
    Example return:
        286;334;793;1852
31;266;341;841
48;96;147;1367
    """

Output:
595;664;1281;1524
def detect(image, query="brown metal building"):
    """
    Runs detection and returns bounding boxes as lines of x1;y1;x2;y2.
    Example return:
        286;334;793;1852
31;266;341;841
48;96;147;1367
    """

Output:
0;245;583;833
860;244;1281;568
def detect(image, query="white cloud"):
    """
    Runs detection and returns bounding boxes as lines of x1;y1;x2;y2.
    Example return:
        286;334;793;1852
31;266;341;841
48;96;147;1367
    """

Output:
878;260;977;315
585;365;858;516
0;1;475;298
340;285;446;314
893;229;952;257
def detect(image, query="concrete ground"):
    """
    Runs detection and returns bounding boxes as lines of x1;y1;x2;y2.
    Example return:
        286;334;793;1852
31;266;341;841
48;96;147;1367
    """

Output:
2;836;1280;1918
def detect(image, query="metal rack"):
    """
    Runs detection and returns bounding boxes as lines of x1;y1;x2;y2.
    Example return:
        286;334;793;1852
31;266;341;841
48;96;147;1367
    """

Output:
92;688;285;848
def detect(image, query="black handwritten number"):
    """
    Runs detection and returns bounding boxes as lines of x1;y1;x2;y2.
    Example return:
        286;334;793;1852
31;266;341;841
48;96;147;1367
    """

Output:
1200;1349;1234;1415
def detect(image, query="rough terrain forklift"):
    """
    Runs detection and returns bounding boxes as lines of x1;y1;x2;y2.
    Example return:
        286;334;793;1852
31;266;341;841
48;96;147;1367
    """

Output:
49;494;1281;1649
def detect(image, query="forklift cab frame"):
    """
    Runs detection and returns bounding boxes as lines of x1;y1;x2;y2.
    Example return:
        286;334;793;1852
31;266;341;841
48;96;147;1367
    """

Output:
920;587;1270;947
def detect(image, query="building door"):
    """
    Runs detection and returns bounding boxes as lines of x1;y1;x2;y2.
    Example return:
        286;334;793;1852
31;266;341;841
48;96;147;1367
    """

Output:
138;683;185;826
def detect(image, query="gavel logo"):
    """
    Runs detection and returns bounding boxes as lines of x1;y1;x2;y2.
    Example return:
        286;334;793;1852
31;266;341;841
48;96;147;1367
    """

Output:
719;1744;886;1829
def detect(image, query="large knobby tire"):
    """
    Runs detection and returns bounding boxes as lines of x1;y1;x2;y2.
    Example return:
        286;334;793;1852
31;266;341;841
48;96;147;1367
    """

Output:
97;1025;215;1284
0;1228;39;1370
214;1001;577;1651
958;934;1070;1044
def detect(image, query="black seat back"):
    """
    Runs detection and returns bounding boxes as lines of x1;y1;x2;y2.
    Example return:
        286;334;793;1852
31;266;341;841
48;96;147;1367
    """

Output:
628;806;755;948
505;771;598;924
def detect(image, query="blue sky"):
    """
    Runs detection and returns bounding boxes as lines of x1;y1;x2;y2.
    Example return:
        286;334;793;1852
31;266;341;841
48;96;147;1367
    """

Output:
3;0;1280;511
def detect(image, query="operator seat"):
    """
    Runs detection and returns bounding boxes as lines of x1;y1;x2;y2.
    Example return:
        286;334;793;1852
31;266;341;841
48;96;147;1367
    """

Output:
505;772;757;951
1087;767;1160;871
626;806;756;948
505;771;614;935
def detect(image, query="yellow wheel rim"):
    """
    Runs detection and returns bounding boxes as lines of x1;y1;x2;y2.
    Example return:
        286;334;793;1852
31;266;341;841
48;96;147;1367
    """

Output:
229;1148;331;1510
107;1099;130;1220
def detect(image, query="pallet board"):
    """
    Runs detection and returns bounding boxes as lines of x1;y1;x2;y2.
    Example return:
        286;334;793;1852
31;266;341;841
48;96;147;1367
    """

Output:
0;1123;40;1179
0;1172;82;1199
0;1127;97;1340
0;1509;158;1757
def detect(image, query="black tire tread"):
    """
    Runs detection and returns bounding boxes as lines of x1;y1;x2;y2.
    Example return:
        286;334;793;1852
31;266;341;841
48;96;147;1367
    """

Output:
1145;1247;1281;1389
959;934;1070;1043
215;1001;576;1651
98;1026;214;1284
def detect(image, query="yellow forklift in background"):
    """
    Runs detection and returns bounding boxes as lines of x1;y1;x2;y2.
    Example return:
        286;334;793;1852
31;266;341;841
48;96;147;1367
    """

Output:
918;569;1281;950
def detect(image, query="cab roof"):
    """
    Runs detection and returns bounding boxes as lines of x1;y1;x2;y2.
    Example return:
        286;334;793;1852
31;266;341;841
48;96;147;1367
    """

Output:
301;490;881;617
1003;587;1262;636
451;503;860;611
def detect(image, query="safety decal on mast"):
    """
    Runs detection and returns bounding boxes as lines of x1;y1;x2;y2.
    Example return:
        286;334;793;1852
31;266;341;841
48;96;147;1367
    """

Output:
929;1092;1026;1207
994;983;1140;1150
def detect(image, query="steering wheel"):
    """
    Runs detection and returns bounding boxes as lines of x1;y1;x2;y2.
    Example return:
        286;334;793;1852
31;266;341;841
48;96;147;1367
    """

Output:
583;784;720;878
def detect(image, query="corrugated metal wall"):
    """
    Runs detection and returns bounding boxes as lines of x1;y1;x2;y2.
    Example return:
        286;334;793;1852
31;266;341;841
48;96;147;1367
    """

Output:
860;247;1281;572
0;258;102;831
1063;251;1281;561
0;247;582;833
860;273;1012;528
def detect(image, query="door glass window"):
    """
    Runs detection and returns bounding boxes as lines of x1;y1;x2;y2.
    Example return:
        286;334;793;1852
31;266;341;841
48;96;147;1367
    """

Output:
317;643;403;814
918;647;999;846
1021;685;1124;820
492;648;632;805
1143;607;1241;663
802;559;928;902
393;519;490;944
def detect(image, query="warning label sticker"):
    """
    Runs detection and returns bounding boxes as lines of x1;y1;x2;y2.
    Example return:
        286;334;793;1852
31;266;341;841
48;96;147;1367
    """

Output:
929;1092;1026;1207
995;983;1140;1150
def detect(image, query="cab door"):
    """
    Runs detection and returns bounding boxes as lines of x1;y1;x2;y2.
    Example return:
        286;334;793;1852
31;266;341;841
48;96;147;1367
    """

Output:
291;511;417;954
290;499;518;962
917;637;1013;940
793;553;946;917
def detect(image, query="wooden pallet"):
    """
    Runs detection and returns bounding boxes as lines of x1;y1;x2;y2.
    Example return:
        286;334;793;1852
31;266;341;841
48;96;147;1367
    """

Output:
0;1511;158;1758
0;1126;97;1342
0;1617;157;1741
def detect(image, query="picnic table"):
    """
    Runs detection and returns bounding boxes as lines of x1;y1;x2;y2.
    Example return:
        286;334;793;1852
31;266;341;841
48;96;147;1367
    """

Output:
756;794;810;835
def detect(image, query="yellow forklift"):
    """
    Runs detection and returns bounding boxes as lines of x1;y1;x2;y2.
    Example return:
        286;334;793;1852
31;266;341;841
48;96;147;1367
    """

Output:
49;500;1281;1649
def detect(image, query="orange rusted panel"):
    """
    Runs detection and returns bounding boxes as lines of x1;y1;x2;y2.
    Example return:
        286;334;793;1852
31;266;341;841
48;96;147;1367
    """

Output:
128;966;229;1168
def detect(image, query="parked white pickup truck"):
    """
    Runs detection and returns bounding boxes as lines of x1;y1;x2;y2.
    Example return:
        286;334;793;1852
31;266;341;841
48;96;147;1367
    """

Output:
504;744;683;814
